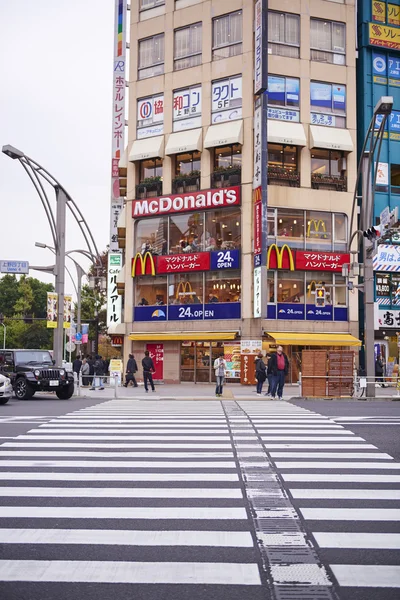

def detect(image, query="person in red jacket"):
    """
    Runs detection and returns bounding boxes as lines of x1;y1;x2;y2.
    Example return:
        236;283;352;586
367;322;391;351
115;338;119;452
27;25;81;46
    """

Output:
268;346;289;400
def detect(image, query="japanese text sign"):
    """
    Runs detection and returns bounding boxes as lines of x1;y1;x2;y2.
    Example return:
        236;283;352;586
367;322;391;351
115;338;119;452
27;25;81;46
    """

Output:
211;76;242;123
157;253;210;274
146;343;164;380
376;274;391;296
111;0;127;166
107;253;122;328
388;3;400;26
210;249;240;270
253;104;262;188
369;23;400;50
372;1;386;23
110;201;123;252
373;245;400;271
137;95;164;139
295;251;350;272
254;0;267;95
173;86;202;132
375;304;400;329
0;260;29;274
254;199;262;256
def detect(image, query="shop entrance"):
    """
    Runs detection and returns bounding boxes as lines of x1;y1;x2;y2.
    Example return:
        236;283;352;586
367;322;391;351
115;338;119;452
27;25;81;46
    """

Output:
181;342;222;383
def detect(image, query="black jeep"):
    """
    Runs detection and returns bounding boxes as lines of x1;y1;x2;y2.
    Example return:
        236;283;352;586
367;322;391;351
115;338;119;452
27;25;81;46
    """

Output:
0;349;74;400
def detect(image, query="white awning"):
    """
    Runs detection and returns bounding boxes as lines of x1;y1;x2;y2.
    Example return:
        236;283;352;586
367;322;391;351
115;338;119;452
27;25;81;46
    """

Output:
165;128;202;155
117;205;126;232
204;120;243;149
310;125;354;152
119;146;128;169
129;136;164;162
116;268;125;284
268;120;307;146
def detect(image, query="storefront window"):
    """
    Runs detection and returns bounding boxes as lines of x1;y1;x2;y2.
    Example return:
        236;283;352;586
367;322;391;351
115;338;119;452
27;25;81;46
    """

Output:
278;271;304;303
139;158;163;181
205;207;241;251
334;274;347;306
169;273;204;305
135;217;168;254
267;209;276;238
135;275;167;306
268;144;298;171
169;212;205;254
268;273;275;303
306;211;332;250
277;209;304;248
334;213;347;251
311;150;344;177
175;151;201;175
306;273;332;304
214;144;242;170
205;270;241;303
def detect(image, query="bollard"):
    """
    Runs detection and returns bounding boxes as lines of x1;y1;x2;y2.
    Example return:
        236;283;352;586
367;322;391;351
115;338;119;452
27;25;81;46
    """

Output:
114;374;118;399
77;371;82;397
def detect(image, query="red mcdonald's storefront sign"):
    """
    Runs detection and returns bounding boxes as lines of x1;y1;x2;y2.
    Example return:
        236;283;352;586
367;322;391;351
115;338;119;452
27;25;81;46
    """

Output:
157;252;210;274
131;252;156;277
254;201;262;256
267;244;295;270
111;335;123;347
266;245;350;272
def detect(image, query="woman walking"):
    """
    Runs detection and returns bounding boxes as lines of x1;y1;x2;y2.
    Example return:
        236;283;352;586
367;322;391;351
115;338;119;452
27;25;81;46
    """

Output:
255;353;267;396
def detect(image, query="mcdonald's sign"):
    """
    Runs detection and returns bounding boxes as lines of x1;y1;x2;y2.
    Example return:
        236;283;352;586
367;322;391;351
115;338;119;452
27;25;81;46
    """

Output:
176;281;194;299
131;252;156;277
267;244;295;271
307;219;327;238
252;186;262;203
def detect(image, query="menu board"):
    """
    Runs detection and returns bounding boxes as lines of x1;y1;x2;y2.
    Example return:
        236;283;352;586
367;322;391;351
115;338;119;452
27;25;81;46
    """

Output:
241;340;263;355
224;343;241;379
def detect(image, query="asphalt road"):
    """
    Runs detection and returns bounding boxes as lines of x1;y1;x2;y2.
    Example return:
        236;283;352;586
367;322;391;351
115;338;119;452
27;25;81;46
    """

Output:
0;395;399;600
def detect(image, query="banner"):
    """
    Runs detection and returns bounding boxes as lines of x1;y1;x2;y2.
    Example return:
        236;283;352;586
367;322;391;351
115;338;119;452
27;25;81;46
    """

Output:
107;253;123;328
369;23;400;50
81;323;89;344
46;292;58;329
63;295;72;329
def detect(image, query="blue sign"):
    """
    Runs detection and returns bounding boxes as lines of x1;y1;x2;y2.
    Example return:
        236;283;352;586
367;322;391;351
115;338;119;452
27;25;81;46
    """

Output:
269;303;348;322
134;306;167;322
389;56;400;79
204;302;240;320
75;332;82;341
373;53;387;77
135;303;241;322
390;111;400;133
267;108;300;122
254;254;262;268
168;305;204;321
306;304;333;321
268;76;299;107
210;249;240;270
0;260;29;274
310;82;345;114
267;304;276;319
277;303;305;320
334;307;348;322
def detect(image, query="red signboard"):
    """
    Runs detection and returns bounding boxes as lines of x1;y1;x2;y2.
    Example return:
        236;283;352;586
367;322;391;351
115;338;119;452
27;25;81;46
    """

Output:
157;252;210;274
132;186;241;218
254;200;262;255
146;343;164;380
296;251;350;272
111;335;123;347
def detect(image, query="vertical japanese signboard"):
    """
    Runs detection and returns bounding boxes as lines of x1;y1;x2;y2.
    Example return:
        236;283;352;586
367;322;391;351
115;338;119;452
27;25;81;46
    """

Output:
47;293;58;329
254;0;267;95
107;253;122;328
110;0;127;252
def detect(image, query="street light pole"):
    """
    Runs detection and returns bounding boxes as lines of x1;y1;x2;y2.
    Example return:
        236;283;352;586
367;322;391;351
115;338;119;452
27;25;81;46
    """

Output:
53;187;67;366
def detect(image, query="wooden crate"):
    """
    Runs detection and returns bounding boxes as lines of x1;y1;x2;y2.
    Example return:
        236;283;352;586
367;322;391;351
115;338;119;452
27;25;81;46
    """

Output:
301;350;327;397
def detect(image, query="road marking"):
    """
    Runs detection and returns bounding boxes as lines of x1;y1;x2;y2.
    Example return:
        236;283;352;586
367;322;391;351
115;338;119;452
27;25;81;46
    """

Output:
0;472;239;481
269;564;332;586
260;444;378;449
283;474;400;482
0;487;242;499
260;437;366;442
300;508;400;521
331;565;400;588
0;460;236;469
270;452;392;459
291;489;400;500
2;442;234;449
17;435;242;441
0;528;253;547
258;430;353;435
0;560;261;585
37;427;231;434
314;532;400;549
276;461;400;470
48;422;229;427
0;450;234;458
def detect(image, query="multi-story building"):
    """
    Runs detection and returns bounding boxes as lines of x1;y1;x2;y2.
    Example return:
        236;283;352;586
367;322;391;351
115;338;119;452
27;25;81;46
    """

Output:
116;0;360;384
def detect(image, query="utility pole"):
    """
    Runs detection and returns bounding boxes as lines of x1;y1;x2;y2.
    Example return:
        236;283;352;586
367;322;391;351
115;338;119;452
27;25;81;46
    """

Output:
53;187;67;366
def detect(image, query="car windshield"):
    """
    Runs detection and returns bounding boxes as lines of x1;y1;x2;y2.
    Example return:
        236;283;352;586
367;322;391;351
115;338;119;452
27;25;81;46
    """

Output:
15;351;53;365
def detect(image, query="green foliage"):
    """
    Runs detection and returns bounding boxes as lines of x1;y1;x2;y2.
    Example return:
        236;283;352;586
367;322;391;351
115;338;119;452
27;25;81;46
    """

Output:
0;275;19;317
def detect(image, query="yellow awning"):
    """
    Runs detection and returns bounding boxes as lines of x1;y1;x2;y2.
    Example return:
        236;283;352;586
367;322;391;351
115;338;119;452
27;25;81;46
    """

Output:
129;331;238;341
265;332;361;347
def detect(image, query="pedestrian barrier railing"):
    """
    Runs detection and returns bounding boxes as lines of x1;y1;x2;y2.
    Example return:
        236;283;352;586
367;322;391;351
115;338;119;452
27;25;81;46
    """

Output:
300;371;400;397
75;373;121;398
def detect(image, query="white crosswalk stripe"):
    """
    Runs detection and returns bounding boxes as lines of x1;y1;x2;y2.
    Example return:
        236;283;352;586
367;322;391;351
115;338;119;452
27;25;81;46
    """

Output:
239;400;400;598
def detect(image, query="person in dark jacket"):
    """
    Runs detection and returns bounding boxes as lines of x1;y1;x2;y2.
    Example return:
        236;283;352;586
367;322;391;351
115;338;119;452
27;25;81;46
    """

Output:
255;353;267;396
86;354;94;387
268;346;289;400
91;355;105;390
124;354;138;387
375;355;386;387
72;355;82;376
142;350;156;392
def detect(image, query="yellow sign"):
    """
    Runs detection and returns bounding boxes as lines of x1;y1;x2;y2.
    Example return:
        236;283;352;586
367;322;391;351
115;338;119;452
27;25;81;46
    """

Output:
176;281;194;299
63;295;72;329
252;187;262;203
369;22;400;50
266;244;295;271
109;359;123;373
372;1;386;23
307;219;327;238
131;251;156;277
388;3;400;26
46;292;57;329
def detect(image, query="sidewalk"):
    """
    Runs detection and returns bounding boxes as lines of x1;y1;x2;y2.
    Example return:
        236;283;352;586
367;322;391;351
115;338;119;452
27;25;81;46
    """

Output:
75;382;400;401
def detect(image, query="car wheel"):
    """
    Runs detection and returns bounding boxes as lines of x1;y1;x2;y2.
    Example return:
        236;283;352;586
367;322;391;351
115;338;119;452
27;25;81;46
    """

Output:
0;398;9;405
14;378;34;400
56;383;74;400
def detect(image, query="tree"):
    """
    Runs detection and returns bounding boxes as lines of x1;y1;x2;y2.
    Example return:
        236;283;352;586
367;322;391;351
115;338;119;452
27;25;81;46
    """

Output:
0;275;20;317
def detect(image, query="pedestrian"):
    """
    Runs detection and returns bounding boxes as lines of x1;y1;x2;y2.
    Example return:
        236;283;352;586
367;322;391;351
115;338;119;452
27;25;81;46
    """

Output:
255;352;267;396
87;354;94;387
375;355;386;387
72;354;82;384
142;350;156;392
265;353;273;397
102;357;109;384
81;358;90;387
214;353;227;397
91;354;105;390
124;353;138;387
268;346;289;400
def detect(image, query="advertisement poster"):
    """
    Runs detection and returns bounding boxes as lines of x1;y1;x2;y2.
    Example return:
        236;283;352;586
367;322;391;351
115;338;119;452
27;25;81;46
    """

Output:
240;354;257;385
223;343;241;379
146;343;164;380
63;295;72;329
81;323;89;344
109;358;123;386
46;292;58;329
241;340;263;355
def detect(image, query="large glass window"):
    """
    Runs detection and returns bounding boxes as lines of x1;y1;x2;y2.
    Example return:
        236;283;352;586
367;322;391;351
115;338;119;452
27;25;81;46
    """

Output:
174;23;202;70
212;11;242;60
214;144;242;170
311;149;346;190
205;270;241;304
310;81;346;128
139;158;163;182
135;217;168;255
267;273;275;303
277;209;305;248
267;75;300;120
268;144;298;171
391;164;400;195
268;11;300;58
135;275;168;306
169;213;204;254
306;273;333;305
205;207;241;251
175;151;201;176
278;272;304;304
306;211;332;250
138;34;165;80
310;19;345;65
169;273;204;305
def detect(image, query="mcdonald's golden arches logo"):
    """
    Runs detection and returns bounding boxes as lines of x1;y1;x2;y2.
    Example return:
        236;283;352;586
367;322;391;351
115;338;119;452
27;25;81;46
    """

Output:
307;219;327;238
176;281;194;299
266;244;295;271
252;187;262;203
131;252;156;277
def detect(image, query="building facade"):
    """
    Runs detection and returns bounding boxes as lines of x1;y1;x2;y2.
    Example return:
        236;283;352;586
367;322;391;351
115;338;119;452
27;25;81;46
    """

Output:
116;0;360;384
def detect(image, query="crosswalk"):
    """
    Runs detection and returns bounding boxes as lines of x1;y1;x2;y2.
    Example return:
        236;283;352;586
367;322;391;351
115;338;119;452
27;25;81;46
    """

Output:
0;399;399;599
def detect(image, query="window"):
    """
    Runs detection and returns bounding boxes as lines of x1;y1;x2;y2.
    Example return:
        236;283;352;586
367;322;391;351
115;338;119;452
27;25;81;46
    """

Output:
212;11;242;60
267;75;300;121
333;274;347;306
211;76;242;123
268;12;300;58
306;274;333;305
214;144;242;170
135;217;168;255
173;86;202;132
169;212;204;254
334;213;347;251
391;164;400;194
277;209;305;249
139;158;163;182
267;209;276;238
306;211;332;250
138;34;164;80
278;272;304;304
135;276;168;306
174;24;202;70
311;149;346;190
205;270;241;304
175;151;201;176
140;0;164;10
267;273;275;303
268;144;299;187
169;273;204;305
205;207;241;251
310;82;346;127
310;19;345;65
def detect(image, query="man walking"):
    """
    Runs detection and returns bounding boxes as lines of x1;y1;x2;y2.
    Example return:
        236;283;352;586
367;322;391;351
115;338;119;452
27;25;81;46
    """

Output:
255;353;267;396
142;350;156;392
90;355;105;391
124;353;138;387
269;346;289;400
214;353;227;397
72;354;82;384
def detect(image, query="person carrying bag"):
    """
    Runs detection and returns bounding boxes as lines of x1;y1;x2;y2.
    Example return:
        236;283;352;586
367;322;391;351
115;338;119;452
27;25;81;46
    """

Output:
255;353;267;396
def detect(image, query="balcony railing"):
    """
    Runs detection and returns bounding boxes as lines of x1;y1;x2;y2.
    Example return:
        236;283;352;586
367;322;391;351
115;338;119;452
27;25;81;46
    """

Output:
211;167;241;189
135;178;163;199
172;171;201;194
311;174;347;191
268;167;300;187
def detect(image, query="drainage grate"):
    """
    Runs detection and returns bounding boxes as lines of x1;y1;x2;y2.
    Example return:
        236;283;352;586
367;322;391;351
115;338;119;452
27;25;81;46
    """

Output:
274;587;335;600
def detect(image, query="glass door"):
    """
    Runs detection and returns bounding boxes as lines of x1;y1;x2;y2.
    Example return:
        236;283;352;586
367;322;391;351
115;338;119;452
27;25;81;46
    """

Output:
195;342;211;382
181;342;195;382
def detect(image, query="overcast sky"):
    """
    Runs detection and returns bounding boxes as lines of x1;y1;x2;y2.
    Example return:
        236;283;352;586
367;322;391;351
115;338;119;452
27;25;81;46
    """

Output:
0;0;114;293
